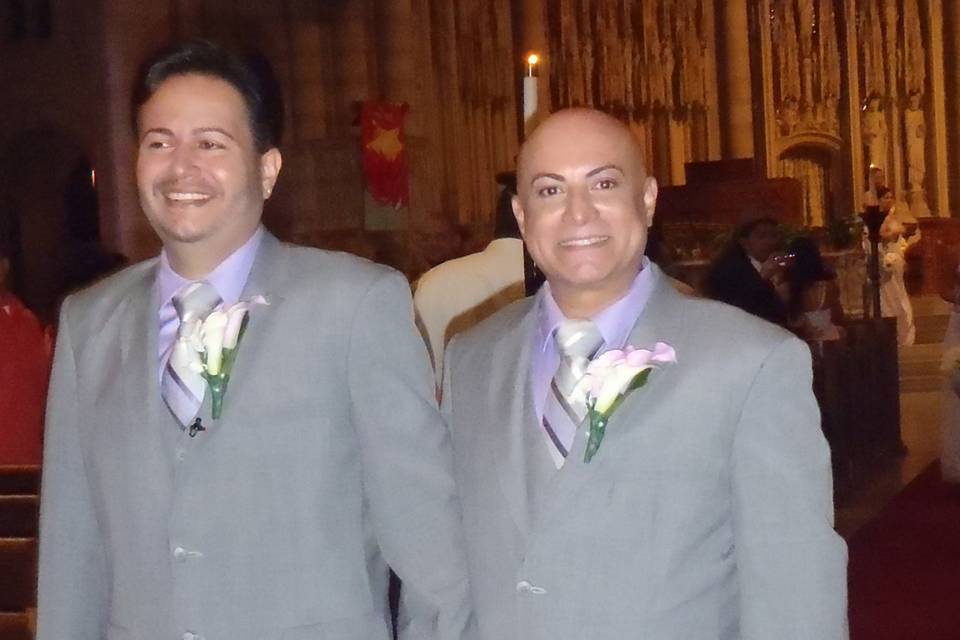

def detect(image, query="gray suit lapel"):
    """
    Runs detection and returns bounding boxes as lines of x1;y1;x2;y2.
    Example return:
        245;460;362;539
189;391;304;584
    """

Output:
622;264;684;352
120;264;164;430
487;295;556;539
210;231;287;419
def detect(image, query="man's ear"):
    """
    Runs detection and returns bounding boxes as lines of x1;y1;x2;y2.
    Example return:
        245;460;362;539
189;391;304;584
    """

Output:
512;195;526;238
642;176;658;226
260;148;283;199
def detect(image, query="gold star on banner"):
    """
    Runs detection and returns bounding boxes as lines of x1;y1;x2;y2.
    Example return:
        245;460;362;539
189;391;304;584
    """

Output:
366;126;403;161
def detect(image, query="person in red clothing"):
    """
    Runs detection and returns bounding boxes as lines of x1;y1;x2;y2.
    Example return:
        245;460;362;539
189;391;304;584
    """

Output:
0;239;52;465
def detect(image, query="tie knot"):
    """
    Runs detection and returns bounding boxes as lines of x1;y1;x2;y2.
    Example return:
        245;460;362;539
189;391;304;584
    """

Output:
554;319;603;360
172;281;222;324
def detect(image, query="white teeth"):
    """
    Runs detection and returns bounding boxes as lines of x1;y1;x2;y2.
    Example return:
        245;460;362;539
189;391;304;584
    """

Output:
561;236;608;247
166;192;210;201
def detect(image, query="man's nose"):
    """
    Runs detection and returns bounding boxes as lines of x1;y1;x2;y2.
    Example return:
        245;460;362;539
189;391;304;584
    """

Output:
564;186;597;224
170;145;199;175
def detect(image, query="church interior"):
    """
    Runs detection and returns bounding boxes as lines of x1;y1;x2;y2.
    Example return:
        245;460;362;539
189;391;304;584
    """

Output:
2;0;960;638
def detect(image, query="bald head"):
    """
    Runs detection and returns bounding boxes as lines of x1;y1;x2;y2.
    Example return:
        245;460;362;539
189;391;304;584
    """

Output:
512;108;658;318
517;109;647;197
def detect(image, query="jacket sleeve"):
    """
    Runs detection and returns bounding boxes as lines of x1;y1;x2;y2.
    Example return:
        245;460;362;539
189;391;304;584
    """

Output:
346;270;476;640
36;296;108;640
732;335;849;639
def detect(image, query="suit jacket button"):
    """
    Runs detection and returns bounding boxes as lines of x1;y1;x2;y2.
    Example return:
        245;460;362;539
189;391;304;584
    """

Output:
182;633;198;640
173;547;187;562
516;580;532;593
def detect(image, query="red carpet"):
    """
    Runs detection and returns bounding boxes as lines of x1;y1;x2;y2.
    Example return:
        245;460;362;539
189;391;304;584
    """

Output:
848;462;960;639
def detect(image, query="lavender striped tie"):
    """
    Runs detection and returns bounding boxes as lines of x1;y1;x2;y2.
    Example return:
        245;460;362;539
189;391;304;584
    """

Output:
161;282;221;427
542;319;603;467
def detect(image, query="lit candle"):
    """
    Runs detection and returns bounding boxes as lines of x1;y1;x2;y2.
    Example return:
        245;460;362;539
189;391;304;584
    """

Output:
523;53;540;126
526;53;539;77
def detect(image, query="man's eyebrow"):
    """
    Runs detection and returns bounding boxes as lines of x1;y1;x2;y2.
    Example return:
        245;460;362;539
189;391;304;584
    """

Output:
140;127;173;141
139;127;238;142
586;164;624;177
530;172;564;184
196;127;237;141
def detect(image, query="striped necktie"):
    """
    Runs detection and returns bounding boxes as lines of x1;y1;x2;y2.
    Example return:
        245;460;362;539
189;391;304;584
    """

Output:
542;319;603;467
161;282;222;427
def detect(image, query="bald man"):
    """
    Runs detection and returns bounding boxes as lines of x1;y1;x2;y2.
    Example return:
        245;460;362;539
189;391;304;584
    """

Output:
441;109;848;639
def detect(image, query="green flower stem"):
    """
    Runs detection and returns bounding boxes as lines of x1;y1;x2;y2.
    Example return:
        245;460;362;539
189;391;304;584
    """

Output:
584;408;609;463
207;374;229;420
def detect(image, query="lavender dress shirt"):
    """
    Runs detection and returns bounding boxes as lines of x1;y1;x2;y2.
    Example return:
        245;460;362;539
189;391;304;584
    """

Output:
530;258;656;423
156;226;264;379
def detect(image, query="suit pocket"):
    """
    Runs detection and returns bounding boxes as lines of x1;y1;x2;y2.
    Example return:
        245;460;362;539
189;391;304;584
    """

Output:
279;610;390;640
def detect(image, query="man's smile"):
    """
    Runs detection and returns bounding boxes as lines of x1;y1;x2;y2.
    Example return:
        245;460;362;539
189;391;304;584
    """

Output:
559;235;610;248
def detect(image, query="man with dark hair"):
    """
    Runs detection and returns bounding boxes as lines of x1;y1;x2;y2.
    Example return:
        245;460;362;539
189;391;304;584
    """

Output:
130;39;284;154
37;40;475;640
703;216;789;326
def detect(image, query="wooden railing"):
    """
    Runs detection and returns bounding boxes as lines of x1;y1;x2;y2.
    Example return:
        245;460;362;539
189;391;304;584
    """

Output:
812;319;904;482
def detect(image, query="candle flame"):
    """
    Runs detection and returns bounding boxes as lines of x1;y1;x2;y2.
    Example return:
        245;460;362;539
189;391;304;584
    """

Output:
526;53;539;66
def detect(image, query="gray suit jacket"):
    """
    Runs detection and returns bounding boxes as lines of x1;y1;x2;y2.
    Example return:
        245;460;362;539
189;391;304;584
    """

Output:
37;233;475;640
443;264;848;640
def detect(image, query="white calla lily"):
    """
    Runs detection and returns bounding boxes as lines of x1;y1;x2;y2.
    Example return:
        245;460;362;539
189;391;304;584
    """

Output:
593;364;647;414
201;310;229;376
581;341;676;463
222;303;250;350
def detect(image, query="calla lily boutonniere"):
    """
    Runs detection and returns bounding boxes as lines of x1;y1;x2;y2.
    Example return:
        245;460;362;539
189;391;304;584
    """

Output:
578;342;677;463
188;295;268;418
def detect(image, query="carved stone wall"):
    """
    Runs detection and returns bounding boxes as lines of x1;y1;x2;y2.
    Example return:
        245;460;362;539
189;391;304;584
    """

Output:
544;0;721;186
753;0;845;227
751;0;949;225
854;0;936;218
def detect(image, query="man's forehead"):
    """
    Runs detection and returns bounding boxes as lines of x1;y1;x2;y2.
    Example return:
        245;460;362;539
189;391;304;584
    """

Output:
521;137;641;179
138;75;250;135
143;75;245;114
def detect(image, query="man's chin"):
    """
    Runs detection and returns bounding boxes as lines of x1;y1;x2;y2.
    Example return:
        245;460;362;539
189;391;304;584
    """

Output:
154;224;212;245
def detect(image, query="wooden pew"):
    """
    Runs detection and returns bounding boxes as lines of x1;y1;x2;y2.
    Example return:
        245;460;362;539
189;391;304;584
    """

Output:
0;466;40;640
0;467;40;497
0;613;33;640
0;497;38;539
0;539;36;612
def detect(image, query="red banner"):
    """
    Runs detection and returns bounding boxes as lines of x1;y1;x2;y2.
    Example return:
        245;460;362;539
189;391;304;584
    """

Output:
360;102;410;209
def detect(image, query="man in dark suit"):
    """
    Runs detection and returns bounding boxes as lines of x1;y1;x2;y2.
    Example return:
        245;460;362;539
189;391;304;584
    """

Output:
703;216;789;326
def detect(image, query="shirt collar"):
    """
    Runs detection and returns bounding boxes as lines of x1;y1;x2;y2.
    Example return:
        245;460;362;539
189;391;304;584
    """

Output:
535;257;656;355
156;225;265;310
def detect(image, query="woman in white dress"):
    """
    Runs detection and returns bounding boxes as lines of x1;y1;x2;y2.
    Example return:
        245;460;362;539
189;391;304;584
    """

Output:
864;188;918;345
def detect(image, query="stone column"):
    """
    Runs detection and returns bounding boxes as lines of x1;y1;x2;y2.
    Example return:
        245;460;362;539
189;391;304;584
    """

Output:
717;0;754;159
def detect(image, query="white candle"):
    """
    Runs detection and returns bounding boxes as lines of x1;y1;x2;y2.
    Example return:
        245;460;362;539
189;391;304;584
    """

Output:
523;53;540;126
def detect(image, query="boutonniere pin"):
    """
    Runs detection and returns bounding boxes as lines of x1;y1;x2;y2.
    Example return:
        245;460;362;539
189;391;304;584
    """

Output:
579;342;676;463
186;296;268;419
